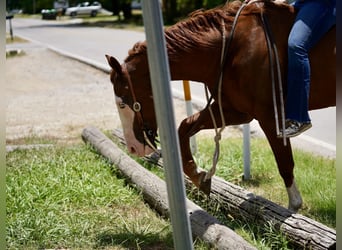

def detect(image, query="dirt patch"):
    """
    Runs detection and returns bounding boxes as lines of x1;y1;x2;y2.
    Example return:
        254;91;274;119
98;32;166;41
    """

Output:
6;45;120;144
6;43;240;145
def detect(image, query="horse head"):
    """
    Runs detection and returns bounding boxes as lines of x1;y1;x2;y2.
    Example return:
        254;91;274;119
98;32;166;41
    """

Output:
106;52;157;157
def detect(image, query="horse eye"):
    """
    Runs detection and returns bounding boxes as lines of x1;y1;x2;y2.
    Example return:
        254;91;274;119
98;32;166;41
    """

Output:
118;102;126;109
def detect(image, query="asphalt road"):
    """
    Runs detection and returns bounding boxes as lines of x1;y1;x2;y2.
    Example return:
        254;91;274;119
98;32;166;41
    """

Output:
7;17;336;157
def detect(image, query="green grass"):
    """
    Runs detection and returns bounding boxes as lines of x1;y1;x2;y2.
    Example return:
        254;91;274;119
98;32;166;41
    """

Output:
6;144;175;249
7;11;335;248
6;135;335;249
193;136;336;228
137;136;335;249
77;11;145;32
6;35;28;44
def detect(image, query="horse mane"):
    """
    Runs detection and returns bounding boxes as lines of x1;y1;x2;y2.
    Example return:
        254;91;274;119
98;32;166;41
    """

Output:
124;0;288;63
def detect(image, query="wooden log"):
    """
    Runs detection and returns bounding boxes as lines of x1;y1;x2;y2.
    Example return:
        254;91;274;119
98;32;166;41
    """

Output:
209;177;336;250
112;129;336;250
82;126;256;250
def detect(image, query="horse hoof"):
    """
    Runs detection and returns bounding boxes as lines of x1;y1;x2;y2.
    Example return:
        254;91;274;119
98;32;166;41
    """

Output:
288;202;301;212
199;173;212;196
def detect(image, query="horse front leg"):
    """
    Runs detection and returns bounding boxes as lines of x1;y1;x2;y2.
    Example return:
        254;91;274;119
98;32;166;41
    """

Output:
178;103;251;195
258;120;302;211
178;109;213;195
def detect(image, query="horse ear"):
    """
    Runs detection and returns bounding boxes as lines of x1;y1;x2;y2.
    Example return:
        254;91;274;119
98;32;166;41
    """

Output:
105;55;122;75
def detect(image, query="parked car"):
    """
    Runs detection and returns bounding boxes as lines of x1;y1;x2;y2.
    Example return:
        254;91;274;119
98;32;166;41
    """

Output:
65;1;102;17
41;9;57;20
131;1;141;10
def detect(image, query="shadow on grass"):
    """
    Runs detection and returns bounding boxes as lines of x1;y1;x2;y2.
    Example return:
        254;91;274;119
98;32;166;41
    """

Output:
95;231;173;249
79;13;144;31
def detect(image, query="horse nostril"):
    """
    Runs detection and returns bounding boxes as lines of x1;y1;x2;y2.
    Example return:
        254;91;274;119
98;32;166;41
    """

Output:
129;146;137;155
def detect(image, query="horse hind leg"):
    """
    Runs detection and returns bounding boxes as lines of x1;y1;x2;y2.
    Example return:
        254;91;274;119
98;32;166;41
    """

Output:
259;121;303;211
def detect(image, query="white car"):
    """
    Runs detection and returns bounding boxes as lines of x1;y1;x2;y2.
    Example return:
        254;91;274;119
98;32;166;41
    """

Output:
131;1;141;9
65;1;102;17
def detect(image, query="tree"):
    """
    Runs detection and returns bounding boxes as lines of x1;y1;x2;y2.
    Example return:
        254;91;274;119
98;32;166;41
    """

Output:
203;0;227;9
162;0;177;24
112;0;120;15
7;0;55;14
121;1;132;20
194;0;203;9
163;0;227;24
101;0;132;20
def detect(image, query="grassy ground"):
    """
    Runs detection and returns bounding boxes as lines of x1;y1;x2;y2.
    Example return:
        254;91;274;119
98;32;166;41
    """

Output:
193;136;336;228
69;14;146;33
7;14;335;249
12;10;146;32
6;143;175;250
6;35;27;44
6;134;335;249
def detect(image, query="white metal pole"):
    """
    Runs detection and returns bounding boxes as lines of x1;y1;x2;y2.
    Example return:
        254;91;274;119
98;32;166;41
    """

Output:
243;123;251;180
141;1;194;249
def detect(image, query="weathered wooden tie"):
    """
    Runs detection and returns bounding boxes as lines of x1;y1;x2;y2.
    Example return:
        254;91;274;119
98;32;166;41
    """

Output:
84;126;336;250
82;126;256;250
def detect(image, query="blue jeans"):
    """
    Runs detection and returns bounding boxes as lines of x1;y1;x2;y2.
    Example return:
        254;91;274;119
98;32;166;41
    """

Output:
285;0;336;123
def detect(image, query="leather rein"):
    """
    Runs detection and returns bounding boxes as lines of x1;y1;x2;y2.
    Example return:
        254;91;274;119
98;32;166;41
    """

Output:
121;1;286;163
205;0;286;180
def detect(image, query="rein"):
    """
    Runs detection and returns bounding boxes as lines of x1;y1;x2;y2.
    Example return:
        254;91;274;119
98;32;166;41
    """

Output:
247;0;286;145
122;1;286;175
204;2;248;181
204;0;286;181
259;8;287;145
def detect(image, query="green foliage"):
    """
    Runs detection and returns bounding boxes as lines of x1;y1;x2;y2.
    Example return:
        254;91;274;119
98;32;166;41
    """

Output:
6;135;335;249
7;0;54;14
194;136;336;228
123;135;335;249
175;0;227;20
202;0;228;9
6;145;174;249
6;0;237;22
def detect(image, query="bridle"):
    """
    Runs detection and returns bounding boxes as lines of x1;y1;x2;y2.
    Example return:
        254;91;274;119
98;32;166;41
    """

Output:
120;63;160;153
117;0;285;170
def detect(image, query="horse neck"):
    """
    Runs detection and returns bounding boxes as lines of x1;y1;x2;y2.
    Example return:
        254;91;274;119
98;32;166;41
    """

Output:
166;31;224;85
135;3;295;86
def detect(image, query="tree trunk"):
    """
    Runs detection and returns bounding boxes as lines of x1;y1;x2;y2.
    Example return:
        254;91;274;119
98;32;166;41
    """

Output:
121;3;132;20
112;0;120;15
163;0;177;24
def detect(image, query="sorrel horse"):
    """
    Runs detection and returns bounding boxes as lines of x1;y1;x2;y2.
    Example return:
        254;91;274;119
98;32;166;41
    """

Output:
106;0;335;211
